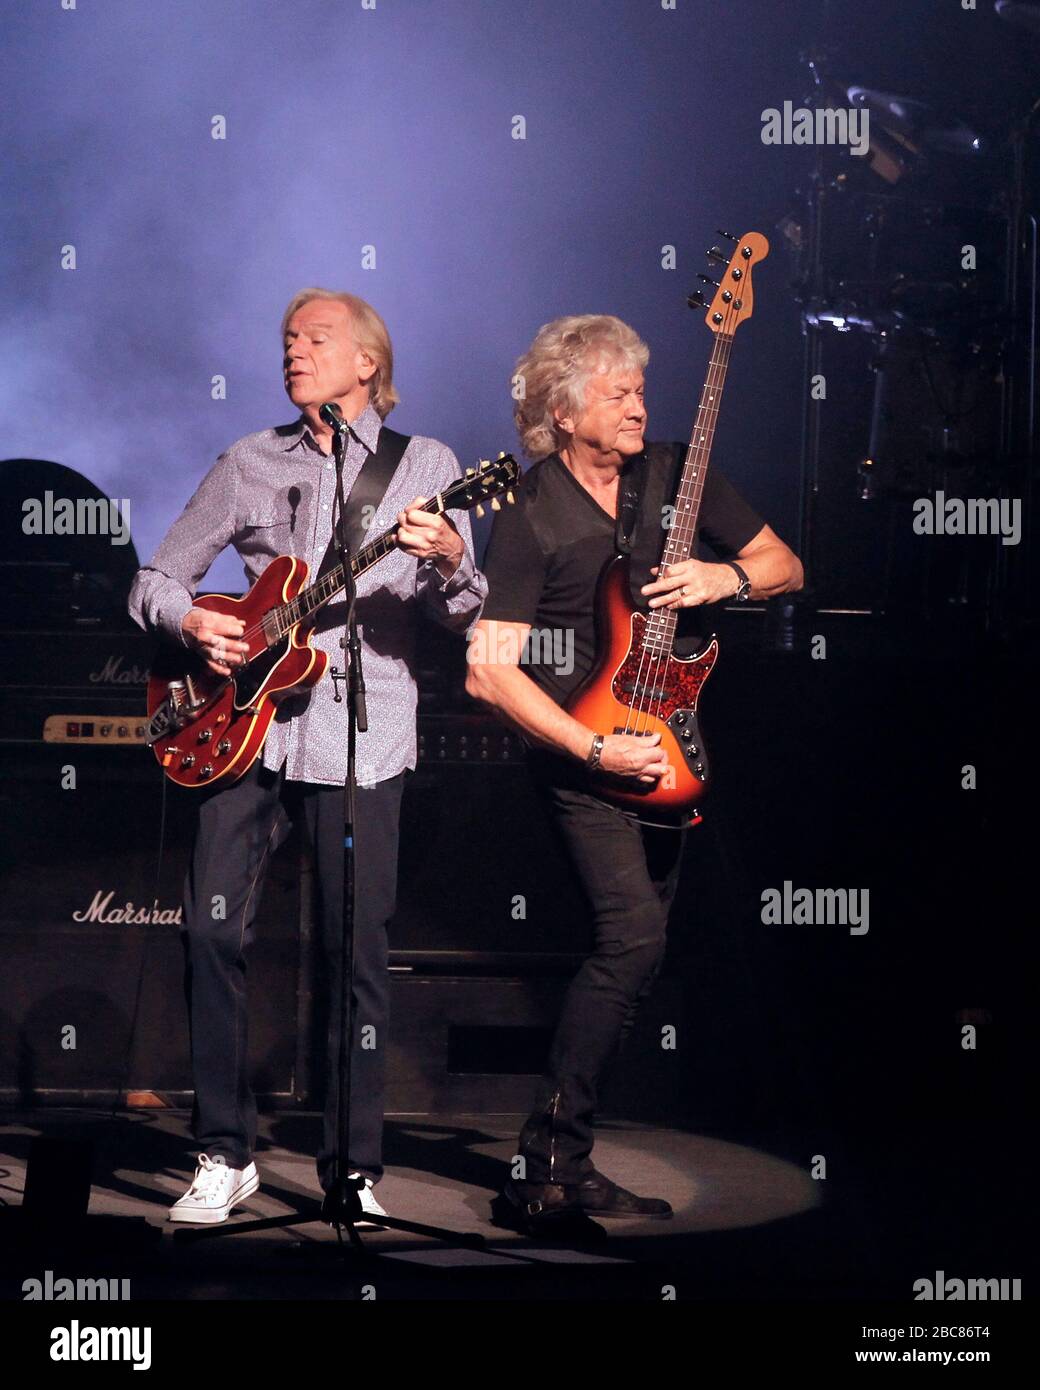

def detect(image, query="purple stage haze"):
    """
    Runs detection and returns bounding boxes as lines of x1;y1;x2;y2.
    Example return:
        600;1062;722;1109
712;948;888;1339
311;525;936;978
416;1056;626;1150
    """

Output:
1;0;1024;586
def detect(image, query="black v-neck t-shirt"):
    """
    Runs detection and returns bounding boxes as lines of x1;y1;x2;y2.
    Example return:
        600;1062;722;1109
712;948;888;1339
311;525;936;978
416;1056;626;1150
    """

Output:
480;444;766;706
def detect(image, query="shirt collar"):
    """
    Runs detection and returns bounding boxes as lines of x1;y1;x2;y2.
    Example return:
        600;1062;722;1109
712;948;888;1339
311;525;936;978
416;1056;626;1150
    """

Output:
347;402;382;453
281;401;383;456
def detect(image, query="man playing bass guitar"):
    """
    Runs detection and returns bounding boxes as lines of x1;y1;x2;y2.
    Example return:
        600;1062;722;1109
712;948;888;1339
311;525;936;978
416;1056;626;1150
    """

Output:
467;313;802;1237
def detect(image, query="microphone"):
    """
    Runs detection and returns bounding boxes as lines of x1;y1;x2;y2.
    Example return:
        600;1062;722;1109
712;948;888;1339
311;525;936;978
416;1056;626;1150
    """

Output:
319;401;351;434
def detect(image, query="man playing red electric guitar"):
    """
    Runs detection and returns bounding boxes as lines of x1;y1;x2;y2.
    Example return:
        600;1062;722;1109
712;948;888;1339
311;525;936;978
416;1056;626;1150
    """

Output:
130;289;487;1224
467;314;802;1237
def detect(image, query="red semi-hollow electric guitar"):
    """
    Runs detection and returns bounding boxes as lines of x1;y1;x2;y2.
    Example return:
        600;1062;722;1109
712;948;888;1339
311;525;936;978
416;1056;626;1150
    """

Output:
566;231;769;827
146;454;519;788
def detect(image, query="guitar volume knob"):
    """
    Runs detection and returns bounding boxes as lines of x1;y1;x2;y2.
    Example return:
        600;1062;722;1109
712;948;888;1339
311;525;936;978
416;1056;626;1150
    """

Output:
181;755;195;769
216;738;231;755
198;764;214;780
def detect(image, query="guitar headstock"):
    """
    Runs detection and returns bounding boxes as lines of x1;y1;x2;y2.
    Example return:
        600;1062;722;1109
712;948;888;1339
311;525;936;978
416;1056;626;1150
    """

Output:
688;230;769;335
439;453;521;518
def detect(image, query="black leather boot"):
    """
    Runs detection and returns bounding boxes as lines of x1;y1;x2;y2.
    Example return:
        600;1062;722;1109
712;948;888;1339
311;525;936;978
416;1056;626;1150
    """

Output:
494;1178;607;1242
573;1168;673;1219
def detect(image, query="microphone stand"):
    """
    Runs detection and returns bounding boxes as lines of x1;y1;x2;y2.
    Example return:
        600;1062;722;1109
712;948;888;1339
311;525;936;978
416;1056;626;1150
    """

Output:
319;416;367;1235
177;412;484;1259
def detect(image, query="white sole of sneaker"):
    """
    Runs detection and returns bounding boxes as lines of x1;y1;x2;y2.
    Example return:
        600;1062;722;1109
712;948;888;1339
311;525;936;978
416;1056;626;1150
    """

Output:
167;1169;260;1225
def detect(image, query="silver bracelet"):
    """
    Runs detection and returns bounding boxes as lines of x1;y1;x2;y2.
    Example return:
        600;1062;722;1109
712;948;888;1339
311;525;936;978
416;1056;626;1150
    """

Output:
586;733;605;770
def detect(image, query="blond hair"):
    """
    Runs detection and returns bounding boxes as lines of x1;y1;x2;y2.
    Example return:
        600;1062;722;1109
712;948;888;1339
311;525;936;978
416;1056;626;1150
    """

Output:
280;288;400;418
513;314;649;458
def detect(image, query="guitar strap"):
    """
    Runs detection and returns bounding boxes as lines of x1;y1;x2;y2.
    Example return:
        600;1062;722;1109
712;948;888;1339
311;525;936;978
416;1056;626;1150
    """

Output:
615;441;685;608
614;454;644;556
316;425;411;578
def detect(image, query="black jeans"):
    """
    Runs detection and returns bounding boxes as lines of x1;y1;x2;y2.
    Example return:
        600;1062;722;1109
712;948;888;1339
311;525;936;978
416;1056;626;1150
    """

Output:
517;780;686;1185
180;761;404;1188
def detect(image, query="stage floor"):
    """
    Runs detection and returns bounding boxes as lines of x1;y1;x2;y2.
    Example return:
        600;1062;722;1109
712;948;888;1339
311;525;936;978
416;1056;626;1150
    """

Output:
0;1106;939;1301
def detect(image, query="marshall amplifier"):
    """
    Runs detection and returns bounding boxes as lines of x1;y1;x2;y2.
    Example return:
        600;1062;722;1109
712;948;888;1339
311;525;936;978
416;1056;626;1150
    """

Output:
0;623;152;745
0;624;305;1105
0;621;681;1116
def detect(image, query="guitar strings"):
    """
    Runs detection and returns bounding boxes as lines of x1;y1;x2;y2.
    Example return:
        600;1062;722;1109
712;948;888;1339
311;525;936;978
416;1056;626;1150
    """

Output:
230;503;426;647
631;329;731;733
627;327;732;736
621;319;735;750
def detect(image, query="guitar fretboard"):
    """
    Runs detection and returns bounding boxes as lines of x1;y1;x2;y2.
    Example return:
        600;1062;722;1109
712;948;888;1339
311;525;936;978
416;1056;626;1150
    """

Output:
642;331;735;658
265;506;431;641
248;457;515;646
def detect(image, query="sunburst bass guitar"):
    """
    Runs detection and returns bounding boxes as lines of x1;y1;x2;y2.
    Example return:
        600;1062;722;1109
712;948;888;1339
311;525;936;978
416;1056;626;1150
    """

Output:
565;231;769;827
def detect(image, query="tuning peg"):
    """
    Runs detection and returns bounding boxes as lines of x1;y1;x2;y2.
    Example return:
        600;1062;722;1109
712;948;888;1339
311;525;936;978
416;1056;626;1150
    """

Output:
707;246;728;264
497;450;506;458
490;497;501;511
478;458;488;468
466;467;475;477
697;273;720;287
506;491;515;503
716;228;738;242
475;504;485;518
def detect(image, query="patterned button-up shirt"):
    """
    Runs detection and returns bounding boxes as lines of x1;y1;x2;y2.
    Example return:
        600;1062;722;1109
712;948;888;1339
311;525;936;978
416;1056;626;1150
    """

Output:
128;403;487;787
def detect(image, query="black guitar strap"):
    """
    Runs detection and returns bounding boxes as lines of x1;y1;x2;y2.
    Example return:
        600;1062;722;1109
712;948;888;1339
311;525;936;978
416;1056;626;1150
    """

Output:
614;454;645;556
615;441;685;607
317;425;411;577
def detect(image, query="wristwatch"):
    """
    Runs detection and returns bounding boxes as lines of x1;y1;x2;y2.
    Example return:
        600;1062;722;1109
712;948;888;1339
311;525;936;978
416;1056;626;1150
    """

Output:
725;561;752;602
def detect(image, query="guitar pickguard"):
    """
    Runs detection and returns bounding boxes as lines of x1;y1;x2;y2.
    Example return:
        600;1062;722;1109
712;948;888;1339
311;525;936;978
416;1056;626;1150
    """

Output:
233;636;289;712
610;612;716;721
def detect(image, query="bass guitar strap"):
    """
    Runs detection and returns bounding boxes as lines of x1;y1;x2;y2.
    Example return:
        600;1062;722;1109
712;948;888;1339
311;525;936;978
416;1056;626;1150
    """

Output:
614;441;685;607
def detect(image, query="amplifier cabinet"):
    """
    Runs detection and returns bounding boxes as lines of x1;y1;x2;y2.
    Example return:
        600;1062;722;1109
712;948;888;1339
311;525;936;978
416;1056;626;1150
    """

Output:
0;744;302;1101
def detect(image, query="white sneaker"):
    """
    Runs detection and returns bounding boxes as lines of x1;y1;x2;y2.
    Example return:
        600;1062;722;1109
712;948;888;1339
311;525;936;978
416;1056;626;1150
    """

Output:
349;1172;387;1226
168;1154;259;1224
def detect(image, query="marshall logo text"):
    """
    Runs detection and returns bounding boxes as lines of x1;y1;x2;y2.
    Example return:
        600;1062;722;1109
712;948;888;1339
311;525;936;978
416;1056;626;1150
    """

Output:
73;891;183;926
89;655;150;686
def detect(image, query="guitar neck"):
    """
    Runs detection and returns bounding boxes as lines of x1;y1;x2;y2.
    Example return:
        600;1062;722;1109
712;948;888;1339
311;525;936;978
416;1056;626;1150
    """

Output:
252;454;517;645
264;511;423;641
643;331;735;656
